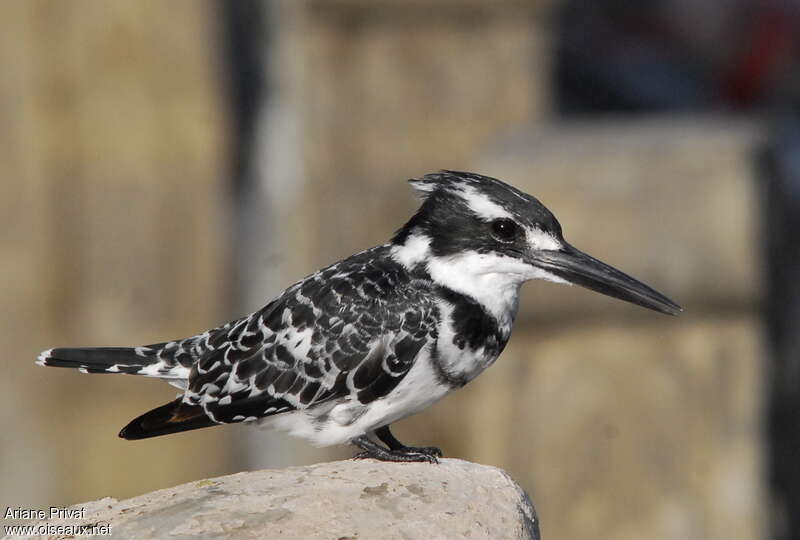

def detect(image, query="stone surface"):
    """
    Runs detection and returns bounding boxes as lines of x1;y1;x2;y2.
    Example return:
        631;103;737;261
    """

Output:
20;460;539;540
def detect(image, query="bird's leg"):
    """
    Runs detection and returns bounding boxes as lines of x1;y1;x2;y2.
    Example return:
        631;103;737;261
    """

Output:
351;435;437;463
376;425;443;458
375;425;443;458
351;428;440;464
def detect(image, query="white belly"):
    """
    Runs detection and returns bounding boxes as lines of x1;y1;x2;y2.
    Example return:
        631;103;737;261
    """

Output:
257;349;452;447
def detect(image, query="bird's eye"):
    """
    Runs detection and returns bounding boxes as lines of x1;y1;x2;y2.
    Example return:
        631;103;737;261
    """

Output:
490;219;519;242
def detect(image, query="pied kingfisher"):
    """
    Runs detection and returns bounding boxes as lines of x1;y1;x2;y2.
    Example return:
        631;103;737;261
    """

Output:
37;171;680;463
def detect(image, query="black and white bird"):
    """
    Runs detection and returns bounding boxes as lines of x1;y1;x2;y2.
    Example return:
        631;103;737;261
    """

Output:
37;171;680;463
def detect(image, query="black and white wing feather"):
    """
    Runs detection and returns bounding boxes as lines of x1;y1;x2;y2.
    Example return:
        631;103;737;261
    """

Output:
184;246;439;425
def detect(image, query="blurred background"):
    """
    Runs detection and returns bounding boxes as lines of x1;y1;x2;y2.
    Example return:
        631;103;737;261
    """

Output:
2;0;800;538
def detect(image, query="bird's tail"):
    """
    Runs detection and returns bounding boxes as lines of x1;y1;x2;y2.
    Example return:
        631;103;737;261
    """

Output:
37;348;213;439
118;398;216;440
36;347;190;381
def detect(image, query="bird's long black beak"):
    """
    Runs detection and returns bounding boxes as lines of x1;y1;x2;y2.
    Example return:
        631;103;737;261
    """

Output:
531;243;682;315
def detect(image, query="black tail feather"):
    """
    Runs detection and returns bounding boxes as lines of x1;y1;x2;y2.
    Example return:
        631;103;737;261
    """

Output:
37;347;157;373
119;399;216;440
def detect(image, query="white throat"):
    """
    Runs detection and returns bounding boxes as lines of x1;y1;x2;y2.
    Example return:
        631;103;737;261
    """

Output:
426;251;567;329
425;252;521;328
391;232;568;328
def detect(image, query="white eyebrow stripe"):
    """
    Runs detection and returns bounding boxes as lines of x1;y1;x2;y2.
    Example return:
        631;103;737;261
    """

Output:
458;185;513;220
526;227;562;251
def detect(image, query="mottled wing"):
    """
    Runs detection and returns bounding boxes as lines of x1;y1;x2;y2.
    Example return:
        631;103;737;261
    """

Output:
184;249;439;424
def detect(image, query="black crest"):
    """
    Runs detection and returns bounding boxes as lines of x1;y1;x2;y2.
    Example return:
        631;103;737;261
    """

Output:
395;170;563;258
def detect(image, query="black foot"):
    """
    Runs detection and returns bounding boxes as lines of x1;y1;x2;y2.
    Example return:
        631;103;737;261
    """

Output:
350;426;443;463
354;448;438;463
375;425;443;458
404;446;443;458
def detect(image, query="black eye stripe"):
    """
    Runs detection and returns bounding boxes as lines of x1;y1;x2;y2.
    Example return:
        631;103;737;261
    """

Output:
490;218;519;242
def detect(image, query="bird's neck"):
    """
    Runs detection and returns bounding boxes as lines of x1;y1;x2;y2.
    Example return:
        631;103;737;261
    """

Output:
390;234;522;331
425;254;522;331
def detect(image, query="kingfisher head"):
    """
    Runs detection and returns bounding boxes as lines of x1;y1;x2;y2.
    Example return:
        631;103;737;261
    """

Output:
391;170;681;316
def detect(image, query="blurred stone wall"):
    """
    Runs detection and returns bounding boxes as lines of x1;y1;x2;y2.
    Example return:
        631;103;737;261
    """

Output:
0;0;240;513
0;1;767;539
246;2;767;540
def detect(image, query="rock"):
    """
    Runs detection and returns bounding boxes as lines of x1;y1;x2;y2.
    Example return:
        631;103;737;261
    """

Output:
22;459;539;540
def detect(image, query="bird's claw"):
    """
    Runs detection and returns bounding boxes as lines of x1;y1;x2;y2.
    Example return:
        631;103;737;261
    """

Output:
406;446;443;458
351;432;442;463
353;448;439;464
